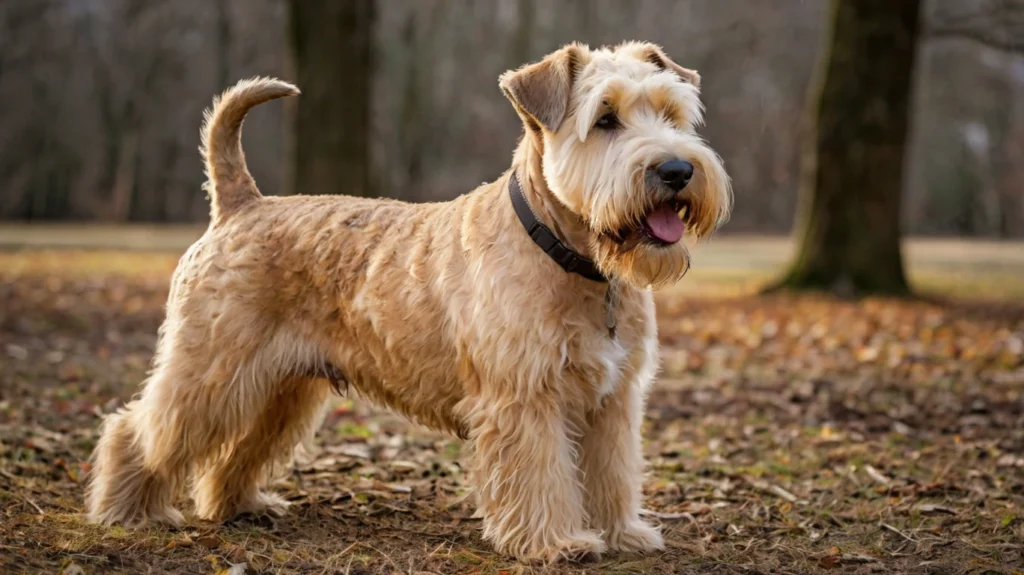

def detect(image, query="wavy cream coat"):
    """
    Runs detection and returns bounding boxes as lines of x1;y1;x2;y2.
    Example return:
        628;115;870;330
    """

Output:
86;41;731;563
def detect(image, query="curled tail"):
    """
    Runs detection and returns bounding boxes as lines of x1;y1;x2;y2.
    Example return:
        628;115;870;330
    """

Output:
200;77;299;224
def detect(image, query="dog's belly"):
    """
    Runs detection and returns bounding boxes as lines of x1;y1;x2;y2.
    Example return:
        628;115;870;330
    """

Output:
320;315;469;439
342;367;467;438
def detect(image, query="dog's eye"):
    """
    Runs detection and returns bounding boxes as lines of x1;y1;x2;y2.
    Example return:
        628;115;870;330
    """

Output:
595;112;619;130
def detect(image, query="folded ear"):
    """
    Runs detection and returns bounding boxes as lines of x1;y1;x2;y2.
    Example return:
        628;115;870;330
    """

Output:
499;43;587;132
644;44;701;89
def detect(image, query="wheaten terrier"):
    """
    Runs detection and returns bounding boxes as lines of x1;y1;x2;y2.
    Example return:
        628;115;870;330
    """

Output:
86;41;732;562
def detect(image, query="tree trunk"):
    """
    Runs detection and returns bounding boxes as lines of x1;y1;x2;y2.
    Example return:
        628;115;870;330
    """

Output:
287;0;375;197
774;0;921;296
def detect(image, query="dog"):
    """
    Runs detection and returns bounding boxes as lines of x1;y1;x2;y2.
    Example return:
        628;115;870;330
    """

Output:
85;41;731;562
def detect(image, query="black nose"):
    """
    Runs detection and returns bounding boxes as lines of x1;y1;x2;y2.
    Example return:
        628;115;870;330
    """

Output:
657;160;694;192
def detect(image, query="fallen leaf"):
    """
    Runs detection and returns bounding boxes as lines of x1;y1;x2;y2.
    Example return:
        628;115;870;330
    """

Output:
196;535;221;549
818;554;841;569
917;504;956;516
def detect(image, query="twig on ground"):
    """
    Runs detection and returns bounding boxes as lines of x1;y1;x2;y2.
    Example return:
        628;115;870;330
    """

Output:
881;522;917;543
842;554;878;564
746;477;801;503
24;498;44;515
917;503;957;516
361;543;403;574
426;540;453;558
641;509;697;521
319;542;360;575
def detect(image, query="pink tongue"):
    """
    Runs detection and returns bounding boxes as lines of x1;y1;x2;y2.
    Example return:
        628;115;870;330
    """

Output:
643;204;685;244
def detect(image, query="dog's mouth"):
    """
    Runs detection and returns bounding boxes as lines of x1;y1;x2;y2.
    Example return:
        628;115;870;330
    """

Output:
613;198;692;248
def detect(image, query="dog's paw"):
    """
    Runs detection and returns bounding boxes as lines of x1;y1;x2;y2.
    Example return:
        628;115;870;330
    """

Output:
242;491;291;518
88;503;185;529
523;530;607;564
200;490;291;523
148;505;187;528
604;519;664;554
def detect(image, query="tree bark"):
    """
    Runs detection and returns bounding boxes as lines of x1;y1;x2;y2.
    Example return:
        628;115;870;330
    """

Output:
288;0;375;197
774;0;921;296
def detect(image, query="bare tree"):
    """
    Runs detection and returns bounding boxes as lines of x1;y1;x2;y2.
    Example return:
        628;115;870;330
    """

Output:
93;1;192;220
287;0;376;197
772;0;921;295
924;0;1024;237
0;1;75;219
926;0;1024;54
2;0;1020;232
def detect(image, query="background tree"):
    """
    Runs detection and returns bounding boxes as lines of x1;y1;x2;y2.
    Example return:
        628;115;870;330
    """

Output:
920;0;1024;236
773;0;922;296
287;0;375;197
2;1;1021;230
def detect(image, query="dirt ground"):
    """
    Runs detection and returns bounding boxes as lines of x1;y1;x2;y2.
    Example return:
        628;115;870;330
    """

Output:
1;235;1022;574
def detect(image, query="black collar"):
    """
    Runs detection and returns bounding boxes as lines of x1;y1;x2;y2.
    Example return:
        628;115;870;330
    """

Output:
508;172;607;283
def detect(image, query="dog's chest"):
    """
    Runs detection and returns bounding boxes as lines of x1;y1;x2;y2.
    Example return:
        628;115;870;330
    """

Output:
548;282;651;403
592;336;629;401
566;295;647;404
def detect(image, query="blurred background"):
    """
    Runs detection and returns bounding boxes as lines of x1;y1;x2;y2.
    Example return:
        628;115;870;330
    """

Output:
1;0;1022;237
2;2;1024;573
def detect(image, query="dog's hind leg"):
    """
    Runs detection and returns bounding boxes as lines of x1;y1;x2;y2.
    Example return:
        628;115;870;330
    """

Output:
87;314;314;527
87;320;259;527
191;375;330;521
86;358;197;527
85;403;186;526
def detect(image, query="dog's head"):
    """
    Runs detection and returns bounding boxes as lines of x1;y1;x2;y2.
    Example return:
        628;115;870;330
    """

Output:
500;41;732;289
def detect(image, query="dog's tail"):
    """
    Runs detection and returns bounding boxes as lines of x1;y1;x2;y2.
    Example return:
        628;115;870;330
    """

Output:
200;77;299;224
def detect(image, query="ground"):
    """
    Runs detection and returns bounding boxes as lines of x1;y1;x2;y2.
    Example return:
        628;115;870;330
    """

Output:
1;228;1022;575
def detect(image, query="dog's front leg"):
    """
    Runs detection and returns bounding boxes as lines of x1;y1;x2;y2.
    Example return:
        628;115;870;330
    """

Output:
470;394;605;563
578;376;665;554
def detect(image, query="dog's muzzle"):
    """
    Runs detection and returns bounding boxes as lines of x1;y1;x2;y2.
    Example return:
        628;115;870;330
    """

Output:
604;159;702;250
